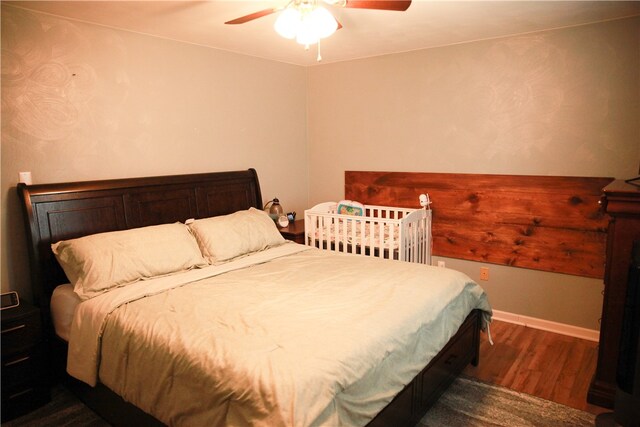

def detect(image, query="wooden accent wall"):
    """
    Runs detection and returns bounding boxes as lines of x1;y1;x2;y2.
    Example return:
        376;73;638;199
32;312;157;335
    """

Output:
345;171;614;279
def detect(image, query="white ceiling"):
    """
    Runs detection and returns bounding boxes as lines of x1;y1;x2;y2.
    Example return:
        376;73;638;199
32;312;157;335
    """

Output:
6;1;640;66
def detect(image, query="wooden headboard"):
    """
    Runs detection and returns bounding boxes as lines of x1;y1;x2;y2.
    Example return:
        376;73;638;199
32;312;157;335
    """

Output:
18;169;263;311
346;171;613;279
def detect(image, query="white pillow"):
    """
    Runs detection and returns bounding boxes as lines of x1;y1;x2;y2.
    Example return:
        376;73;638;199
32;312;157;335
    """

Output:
52;223;207;300
188;207;285;264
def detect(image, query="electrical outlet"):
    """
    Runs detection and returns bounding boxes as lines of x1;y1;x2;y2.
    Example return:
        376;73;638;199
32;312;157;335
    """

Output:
437;261;446;268
480;267;489;281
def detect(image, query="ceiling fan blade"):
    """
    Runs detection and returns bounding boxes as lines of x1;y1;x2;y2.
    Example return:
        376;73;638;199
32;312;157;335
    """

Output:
343;1;411;11
225;8;280;25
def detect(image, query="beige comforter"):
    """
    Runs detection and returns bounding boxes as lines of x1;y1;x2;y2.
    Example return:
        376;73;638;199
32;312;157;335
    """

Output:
67;243;491;426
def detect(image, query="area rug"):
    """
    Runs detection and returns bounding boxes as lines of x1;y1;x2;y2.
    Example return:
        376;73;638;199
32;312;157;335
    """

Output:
419;376;596;427
6;376;595;426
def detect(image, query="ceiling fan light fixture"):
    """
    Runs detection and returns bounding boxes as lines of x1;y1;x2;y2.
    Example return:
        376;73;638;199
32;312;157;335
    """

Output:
227;0;411;61
275;4;337;46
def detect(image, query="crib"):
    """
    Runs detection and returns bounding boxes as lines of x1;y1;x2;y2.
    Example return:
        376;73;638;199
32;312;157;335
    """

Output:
304;197;432;264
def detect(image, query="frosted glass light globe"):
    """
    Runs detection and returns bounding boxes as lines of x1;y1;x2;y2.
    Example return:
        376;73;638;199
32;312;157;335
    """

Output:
274;8;301;39
309;6;338;39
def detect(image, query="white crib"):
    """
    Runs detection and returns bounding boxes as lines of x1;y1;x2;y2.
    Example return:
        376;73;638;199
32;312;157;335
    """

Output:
304;199;432;264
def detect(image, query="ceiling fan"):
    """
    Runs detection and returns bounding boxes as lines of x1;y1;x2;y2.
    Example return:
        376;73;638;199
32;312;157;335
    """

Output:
225;0;412;60
225;1;412;25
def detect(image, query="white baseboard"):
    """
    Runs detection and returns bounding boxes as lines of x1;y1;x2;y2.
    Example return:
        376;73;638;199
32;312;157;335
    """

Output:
492;309;600;342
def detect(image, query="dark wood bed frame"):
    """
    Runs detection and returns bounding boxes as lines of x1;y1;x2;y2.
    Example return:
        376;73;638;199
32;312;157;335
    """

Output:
18;168;481;427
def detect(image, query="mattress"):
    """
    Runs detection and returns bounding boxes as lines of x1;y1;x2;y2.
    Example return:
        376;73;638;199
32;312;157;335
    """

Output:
67;243;491;426
313;220;402;249
50;283;80;342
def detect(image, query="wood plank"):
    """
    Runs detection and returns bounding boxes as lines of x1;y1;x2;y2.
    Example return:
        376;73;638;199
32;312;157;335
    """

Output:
345;171;613;278
433;222;605;277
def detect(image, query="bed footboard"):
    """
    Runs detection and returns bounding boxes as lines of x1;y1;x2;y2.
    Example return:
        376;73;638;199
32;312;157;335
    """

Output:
367;309;481;427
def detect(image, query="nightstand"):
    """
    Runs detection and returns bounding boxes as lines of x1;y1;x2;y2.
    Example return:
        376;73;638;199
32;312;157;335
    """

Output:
1;301;50;422
279;219;306;244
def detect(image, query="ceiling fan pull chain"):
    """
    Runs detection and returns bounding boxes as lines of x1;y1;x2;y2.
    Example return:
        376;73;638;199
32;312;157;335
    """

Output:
317;38;322;62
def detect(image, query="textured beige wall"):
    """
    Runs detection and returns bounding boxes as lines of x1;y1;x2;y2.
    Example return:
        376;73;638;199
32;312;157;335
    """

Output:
2;5;638;331
1;6;308;301
307;17;640;330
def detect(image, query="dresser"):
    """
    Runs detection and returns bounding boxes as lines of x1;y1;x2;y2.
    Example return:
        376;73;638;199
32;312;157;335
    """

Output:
588;180;640;408
1;301;50;421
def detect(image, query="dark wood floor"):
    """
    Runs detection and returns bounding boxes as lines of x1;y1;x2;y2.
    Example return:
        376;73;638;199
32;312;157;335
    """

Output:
463;319;608;416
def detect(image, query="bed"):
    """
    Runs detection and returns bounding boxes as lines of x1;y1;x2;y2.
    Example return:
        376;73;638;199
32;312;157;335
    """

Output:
304;200;431;265
18;169;491;426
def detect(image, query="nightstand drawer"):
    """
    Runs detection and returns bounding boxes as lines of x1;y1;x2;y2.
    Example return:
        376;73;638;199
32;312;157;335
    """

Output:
2;345;46;389
1;381;50;422
1;308;42;354
1;302;50;422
